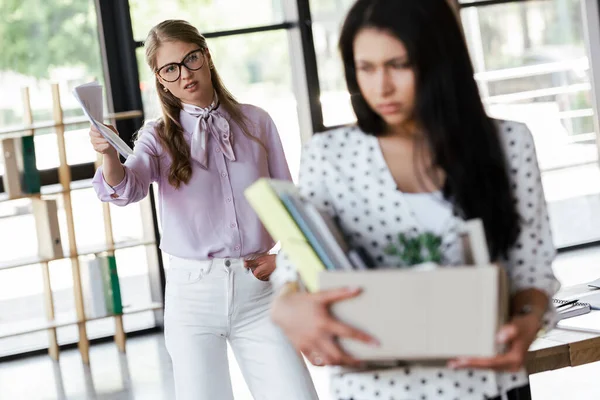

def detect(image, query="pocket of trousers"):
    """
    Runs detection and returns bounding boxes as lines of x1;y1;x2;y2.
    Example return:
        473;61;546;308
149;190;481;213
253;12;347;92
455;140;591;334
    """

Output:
246;270;274;294
167;267;204;285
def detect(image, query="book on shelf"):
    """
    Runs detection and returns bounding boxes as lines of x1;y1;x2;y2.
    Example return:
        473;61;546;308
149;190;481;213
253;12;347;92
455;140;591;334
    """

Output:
81;257;108;318
102;255;123;315
1;136;41;198
82;254;123;317
1;138;22;198
19;136;41;194
31;198;64;259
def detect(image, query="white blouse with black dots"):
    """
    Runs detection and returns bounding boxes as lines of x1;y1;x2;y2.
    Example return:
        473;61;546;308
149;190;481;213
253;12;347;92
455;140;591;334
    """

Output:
271;119;560;400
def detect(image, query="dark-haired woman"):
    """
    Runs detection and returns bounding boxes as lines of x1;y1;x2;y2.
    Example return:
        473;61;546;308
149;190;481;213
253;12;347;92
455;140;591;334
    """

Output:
270;1;559;399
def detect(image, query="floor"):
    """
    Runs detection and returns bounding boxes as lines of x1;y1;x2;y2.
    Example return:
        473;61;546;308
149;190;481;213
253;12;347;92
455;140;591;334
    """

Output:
0;333;331;400
2;247;600;400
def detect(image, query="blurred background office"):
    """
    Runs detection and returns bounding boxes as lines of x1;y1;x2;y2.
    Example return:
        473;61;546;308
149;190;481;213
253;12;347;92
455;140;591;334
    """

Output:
2;0;600;398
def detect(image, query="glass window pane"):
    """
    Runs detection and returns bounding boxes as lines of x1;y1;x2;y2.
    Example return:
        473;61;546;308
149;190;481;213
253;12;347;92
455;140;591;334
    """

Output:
461;0;600;247
0;200;41;263
137;30;303;179
0;265;46;345
0;1;104;128
1;0;104;175
71;188;107;251
310;0;357;127
114;247;154;309
65;125;98;166
129;0;285;41
30;124;97;172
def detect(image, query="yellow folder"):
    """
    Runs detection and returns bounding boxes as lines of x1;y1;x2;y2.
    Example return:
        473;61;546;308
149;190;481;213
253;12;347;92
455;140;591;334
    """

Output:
244;178;325;292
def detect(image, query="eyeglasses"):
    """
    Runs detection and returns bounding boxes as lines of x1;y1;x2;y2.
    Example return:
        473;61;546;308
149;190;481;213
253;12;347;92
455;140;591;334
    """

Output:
156;49;205;82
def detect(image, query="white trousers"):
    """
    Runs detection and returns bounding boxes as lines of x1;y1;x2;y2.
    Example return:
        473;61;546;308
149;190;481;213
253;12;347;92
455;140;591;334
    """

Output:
164;257;318;400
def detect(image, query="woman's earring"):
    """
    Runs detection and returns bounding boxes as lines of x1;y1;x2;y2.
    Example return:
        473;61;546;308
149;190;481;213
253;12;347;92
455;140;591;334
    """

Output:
163;86;168;92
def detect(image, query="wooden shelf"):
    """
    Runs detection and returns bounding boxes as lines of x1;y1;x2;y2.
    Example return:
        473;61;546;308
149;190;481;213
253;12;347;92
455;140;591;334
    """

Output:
0;238;156;270
0;316;79;340
0;110;143;139
85;302;164;322
0;179;93;204
78;238;157;257
1;85;158;362
0;302;163;339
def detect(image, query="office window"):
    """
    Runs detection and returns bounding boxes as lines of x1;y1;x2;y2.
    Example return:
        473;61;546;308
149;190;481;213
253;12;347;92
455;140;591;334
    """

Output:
460;0;600;247
130;1;303;178
129;0;285;40
309;0;356;127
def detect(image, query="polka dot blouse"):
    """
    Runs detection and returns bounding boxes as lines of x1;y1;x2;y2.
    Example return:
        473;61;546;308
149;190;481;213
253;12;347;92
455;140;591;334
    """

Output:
271;119;560;400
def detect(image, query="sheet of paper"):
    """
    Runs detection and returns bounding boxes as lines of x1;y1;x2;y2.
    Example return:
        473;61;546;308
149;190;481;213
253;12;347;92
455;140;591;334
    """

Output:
557;310;600;333
72;82;134;159
587;277;600;289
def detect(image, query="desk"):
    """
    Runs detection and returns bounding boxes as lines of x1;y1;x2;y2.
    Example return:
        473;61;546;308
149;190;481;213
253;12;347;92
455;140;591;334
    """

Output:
527;284;600;374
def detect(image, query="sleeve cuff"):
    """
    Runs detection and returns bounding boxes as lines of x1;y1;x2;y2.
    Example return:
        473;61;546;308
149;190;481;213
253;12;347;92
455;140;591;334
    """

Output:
104;172;127;198
92;166;129;202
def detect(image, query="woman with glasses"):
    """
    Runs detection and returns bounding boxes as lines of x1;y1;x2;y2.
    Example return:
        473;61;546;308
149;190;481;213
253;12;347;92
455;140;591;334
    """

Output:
88;19;318;400
270;0;559;399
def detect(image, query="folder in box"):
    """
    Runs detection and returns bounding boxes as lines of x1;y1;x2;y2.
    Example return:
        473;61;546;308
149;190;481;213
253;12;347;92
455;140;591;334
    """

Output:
244;179;326;292
280;193;355;271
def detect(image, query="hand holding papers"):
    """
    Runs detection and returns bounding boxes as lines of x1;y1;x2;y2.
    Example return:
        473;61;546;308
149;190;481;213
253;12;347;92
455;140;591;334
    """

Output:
72;82;134;159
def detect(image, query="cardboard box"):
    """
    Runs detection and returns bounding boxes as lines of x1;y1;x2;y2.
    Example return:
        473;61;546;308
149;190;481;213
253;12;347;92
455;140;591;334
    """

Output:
319;265;508;361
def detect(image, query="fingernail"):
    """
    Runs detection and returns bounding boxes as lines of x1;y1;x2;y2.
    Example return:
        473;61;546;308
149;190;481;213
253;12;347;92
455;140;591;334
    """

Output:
453;358;467;368
497;331;508;343
346;286;361;293
370;338;380;346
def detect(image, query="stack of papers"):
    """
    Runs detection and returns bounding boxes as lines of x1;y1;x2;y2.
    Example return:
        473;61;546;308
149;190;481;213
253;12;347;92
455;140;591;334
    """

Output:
72;82;134;158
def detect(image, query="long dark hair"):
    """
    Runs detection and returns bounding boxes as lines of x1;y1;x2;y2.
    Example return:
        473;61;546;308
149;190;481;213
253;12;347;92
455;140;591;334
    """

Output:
339;0;520;260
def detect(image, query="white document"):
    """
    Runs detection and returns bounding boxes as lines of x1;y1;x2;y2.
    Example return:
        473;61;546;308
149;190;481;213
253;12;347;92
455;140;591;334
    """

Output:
557;310;600;333
72;82;134;158
462;219;491;266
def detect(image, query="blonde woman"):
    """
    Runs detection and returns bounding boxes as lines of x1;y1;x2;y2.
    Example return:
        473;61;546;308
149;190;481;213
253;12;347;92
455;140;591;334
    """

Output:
89;19;317;400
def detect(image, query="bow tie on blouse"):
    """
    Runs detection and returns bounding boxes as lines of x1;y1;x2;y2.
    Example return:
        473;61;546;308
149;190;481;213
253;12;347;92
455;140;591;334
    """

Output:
182;96;235;169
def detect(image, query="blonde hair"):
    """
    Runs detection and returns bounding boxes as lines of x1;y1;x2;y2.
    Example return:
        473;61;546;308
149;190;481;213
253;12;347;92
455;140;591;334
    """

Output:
144;19;266;188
